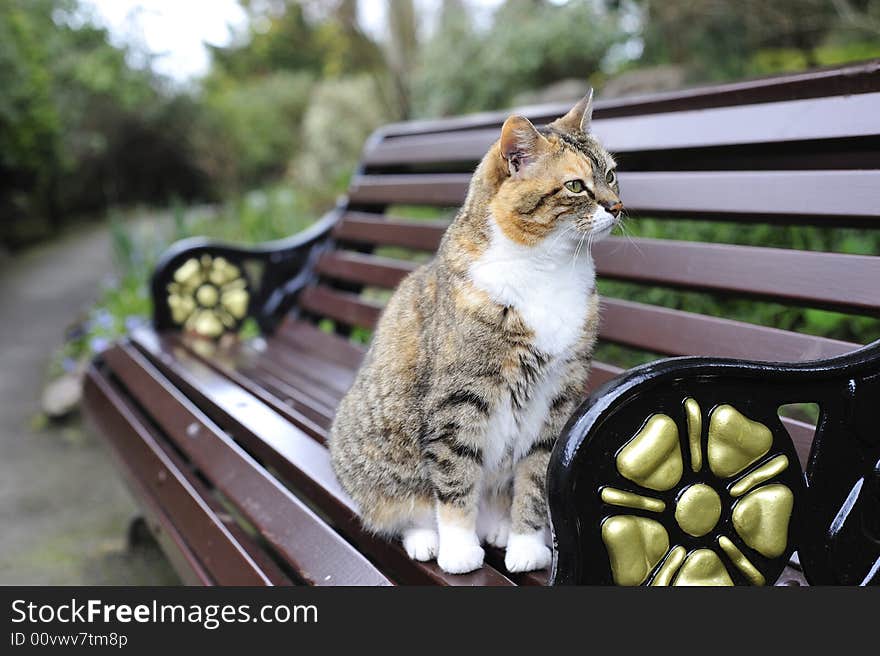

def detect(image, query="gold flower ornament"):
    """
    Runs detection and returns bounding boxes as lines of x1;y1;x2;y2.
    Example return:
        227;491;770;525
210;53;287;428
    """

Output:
600;399;795;586
167;255;249;338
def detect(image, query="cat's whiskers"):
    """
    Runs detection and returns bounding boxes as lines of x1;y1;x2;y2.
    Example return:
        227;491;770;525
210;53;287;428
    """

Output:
616;212;643;257
571;232;587;271
547;223;578;252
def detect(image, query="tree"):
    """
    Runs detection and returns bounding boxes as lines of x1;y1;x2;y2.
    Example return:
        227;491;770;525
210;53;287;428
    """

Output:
634;0;871;81
1;0;209;244
413;0;623;117
386;0;419;117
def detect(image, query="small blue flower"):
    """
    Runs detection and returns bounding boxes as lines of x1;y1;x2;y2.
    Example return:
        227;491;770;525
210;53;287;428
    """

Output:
124;316;145;332
91;309;114;329
90;336;110;353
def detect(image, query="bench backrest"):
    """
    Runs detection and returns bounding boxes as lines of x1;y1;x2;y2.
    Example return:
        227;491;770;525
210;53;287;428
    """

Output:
294;62;880;436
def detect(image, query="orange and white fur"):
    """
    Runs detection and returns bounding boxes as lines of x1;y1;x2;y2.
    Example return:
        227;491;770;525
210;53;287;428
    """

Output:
330;92;623;574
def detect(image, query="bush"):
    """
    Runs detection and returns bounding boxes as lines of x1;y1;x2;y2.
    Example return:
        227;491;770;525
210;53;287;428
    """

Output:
412;0;623;117
199;71;315;190
288;75;390;202
0;0;213;246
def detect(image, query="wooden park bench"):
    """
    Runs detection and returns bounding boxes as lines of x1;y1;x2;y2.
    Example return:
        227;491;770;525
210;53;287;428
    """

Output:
84;61;880;586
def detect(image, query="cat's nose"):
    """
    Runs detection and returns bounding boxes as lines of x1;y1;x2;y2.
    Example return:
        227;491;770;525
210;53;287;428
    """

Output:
603;200;623;218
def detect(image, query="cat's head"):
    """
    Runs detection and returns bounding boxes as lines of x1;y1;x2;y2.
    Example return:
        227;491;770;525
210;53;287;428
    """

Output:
489;91;621;247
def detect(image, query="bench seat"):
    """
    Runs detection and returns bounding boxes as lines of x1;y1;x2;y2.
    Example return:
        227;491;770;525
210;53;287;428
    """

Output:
84;61;880;586
86;324;546;585
85;318;814;586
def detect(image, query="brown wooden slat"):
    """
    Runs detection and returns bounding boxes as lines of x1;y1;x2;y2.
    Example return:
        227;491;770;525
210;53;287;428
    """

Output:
780;417;814;468
297;284;857;365
287;299;820;464
300;286;382;329
188;344;338;431
599;297;859;362
119;395;294;586
177;339;332;442
84;369;213;586
238;362;337;427
347;170;880;222
93;370;293;586
238;360;335;426
376;60;880;137
586;362;625;393
245;356;342;413
334;212;448;250
259;335;357;396
318;237;880;317
102;343;387;586
278;318;366;369
317;251;418;288
620;170;880;220
365;92;880;166
246;324;639;469
348;174;467;206
83;365;275;586
132;327;516;586
593;238;880;315
279;319;816;472
108;382;294;586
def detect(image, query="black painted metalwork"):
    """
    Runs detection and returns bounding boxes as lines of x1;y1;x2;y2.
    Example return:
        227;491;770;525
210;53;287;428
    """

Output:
548;340;880;586
151;207;342;336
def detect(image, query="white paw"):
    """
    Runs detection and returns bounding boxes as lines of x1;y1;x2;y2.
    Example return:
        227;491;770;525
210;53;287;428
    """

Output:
505;532;552;573
480;515;510;548
437;543;485;574
402;528;438;562
437;528;484;574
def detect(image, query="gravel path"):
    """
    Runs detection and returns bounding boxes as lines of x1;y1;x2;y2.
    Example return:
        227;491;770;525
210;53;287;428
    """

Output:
0;223;179;584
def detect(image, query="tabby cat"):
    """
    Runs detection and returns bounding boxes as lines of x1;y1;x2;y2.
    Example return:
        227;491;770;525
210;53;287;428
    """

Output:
329;91;622;574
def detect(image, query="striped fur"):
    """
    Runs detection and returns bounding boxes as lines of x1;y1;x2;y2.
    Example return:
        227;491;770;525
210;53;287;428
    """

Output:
329;93;621;574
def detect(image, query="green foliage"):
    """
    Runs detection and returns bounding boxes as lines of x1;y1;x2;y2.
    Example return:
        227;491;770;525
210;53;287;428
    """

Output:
635;0;880;83
208;1;382;81
199;71;315;188
0;0;62;179
0;0;208;246
192;1;388;194
289;75;390;202
413;0;623;117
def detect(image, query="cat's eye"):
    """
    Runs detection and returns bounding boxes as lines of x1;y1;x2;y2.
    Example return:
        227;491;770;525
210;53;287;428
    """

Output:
606;169;617;185
565;179;586;193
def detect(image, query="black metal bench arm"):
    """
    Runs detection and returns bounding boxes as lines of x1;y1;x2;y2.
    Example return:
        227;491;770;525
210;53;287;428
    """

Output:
151;207;341;337
548;340;880;586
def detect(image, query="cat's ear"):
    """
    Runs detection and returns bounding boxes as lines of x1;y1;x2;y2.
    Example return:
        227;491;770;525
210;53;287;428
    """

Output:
551;89;594;134
500;115;547;174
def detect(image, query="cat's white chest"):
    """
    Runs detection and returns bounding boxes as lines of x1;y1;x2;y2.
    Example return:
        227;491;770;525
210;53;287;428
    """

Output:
469;219;595;471
468;220;595;356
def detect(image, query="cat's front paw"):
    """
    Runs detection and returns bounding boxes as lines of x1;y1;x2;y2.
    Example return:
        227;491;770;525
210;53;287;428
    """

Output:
505;531;552;573
402;528;439;562
437;529;485;574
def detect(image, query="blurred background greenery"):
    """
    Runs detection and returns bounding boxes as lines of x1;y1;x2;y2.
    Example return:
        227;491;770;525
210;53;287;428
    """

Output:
4;0;877;584
2;0;880;373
